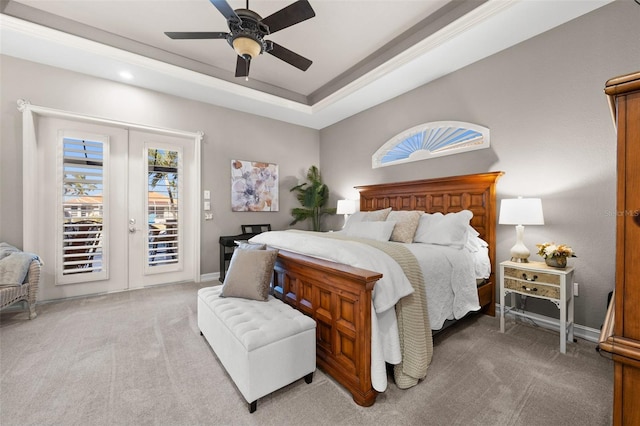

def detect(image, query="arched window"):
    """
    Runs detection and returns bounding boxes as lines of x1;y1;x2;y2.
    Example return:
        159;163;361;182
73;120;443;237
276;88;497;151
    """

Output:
372;121;490;168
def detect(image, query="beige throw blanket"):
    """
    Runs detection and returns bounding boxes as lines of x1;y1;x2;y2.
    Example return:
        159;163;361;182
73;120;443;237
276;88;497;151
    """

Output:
322;233;433;388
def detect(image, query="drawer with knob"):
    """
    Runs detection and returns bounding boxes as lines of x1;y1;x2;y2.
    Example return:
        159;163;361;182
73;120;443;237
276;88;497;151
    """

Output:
503;266;561;299
503;267;560;285
503;276;560;299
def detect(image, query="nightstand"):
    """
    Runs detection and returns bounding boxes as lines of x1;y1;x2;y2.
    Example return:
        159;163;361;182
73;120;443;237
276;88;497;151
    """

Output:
499;260;575;353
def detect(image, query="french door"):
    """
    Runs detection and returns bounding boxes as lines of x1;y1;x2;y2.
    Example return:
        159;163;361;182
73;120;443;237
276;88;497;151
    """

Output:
128;130;196;287
33;117;198;301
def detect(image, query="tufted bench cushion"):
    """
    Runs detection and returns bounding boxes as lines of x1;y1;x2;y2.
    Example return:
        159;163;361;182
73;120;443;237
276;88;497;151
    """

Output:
197;286;316;413
201;286;315;351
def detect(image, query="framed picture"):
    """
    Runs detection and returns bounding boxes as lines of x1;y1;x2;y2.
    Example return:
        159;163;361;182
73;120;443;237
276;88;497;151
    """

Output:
231;160;279;212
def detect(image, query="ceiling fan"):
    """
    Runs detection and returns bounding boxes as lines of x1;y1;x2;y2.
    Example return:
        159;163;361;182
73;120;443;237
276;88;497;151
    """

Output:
165;0;316;80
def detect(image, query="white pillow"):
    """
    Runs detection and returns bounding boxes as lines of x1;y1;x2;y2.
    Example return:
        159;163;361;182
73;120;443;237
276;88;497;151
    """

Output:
345;221;396;242
343;211;367;229
344;207;392;230
464;225;482;252
413;210;473;248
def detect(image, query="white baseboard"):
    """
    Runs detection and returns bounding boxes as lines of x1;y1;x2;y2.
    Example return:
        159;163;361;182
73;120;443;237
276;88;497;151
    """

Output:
200;272;219;282
496;303;601;343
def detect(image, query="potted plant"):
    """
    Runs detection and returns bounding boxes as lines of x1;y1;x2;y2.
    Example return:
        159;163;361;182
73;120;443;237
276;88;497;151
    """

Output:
289;165;335;231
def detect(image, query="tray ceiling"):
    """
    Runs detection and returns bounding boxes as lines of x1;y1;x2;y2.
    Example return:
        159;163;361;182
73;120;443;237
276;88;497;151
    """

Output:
0;0;612;129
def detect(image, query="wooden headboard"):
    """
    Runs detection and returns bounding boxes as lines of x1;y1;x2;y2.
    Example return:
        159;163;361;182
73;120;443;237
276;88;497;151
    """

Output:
355;171;504;285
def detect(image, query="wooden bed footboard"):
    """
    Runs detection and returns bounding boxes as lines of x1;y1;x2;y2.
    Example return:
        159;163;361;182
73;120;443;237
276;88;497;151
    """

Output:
273;251;496;406
272;250;382;406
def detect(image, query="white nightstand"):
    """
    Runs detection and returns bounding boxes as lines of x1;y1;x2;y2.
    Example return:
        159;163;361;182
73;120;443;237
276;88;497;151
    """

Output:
499;260;575;353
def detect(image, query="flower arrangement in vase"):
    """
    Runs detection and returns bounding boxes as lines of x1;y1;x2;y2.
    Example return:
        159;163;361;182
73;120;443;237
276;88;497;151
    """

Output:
536;242;576;268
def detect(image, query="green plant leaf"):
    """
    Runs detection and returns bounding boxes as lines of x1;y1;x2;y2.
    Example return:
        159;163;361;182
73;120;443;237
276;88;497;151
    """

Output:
289;165;333;231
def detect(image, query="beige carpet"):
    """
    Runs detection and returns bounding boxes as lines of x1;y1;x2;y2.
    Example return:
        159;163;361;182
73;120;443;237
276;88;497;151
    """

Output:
1;282;613;425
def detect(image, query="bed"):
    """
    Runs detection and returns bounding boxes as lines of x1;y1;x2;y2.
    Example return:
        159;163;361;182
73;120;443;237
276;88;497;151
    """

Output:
251;172;503;406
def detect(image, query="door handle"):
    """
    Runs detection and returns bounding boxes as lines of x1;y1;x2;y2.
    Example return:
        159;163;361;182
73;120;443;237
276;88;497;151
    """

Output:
129;218;141;233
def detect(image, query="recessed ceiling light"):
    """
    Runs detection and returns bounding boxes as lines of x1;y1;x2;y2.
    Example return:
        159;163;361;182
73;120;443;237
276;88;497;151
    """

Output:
119;71;134;80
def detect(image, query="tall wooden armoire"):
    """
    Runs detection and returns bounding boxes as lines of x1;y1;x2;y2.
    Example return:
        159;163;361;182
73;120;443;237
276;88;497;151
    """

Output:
600;71;640;424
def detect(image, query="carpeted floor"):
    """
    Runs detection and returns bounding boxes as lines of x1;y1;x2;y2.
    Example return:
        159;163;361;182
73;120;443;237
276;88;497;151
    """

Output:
0;282;613;425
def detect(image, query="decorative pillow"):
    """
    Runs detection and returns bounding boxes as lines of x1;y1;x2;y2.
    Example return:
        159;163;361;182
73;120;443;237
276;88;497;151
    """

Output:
345;221;396;242
221;249;278;301
413;210;473;248
386;210;422;243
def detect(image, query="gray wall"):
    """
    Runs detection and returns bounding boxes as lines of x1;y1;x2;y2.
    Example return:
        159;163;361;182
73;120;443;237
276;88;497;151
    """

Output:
319;0;640;329
0;56;320;277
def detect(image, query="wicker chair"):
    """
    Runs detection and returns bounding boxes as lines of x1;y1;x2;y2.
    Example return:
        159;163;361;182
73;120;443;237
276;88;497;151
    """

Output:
0;258;40;319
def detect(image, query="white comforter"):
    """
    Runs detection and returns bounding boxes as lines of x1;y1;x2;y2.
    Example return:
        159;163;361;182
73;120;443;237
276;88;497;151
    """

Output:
249;230;480;391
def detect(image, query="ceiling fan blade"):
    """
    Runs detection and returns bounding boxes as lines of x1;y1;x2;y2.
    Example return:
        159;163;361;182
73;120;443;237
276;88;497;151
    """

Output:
267;41;312;71
235;56;250;78
165;32;228;39
208;0;240;22
261;0;316;34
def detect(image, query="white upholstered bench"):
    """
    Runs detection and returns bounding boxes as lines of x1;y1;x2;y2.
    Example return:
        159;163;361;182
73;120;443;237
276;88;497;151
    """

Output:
197;285;316;413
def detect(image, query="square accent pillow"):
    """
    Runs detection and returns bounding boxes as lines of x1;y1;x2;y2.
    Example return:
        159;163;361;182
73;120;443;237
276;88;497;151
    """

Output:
386;210;422;243
221;249;278;301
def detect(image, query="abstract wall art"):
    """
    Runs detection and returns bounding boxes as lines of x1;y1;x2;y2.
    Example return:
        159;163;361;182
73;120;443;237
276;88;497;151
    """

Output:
231;160;279;212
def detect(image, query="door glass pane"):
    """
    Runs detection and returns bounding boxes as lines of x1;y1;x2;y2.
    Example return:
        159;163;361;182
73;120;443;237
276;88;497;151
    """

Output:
62;137;105;277
147;148;179;266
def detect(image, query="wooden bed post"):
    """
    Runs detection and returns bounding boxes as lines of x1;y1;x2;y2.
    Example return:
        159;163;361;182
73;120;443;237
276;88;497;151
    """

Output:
273;250;382;406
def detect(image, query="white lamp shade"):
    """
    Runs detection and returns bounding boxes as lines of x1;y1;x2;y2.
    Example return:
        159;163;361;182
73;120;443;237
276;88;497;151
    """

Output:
498;198;544;225
336;199;356;215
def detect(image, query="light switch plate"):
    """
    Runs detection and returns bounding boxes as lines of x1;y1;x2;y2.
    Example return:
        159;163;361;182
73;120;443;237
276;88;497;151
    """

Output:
203;190;210;200
204;201;211;211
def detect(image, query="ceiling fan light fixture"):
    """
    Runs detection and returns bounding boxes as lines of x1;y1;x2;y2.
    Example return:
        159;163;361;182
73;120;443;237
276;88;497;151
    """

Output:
232;36;261;60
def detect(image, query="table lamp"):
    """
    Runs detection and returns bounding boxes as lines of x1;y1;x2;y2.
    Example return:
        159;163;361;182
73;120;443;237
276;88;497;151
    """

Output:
336;199;356;228
499;197;544;262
